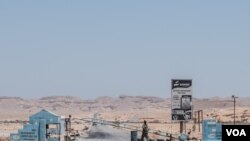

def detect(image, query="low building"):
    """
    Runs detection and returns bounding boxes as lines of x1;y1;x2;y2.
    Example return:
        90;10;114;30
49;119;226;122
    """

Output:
10;109;66;141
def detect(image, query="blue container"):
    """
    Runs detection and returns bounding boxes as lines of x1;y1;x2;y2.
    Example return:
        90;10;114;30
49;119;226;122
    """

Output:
202;119;222;141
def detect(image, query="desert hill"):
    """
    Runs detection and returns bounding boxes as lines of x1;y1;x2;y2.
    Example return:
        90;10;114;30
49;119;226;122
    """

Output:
0;95;250;121
1;95;250;138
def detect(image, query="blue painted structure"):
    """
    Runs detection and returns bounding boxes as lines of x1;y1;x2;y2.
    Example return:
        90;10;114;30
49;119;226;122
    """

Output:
202;119;222;141
10;109;65;141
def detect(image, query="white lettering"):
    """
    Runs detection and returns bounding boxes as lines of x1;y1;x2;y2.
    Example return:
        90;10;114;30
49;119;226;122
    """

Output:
232;129;239;136
240;129;246;136
226;129;232;136
226;129;246;136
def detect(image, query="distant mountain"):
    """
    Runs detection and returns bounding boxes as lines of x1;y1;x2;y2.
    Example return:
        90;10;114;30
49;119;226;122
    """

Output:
0;96;24;101
0;95;249;121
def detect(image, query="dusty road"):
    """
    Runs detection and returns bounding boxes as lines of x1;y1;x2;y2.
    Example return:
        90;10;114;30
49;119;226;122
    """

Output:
79;125;130;141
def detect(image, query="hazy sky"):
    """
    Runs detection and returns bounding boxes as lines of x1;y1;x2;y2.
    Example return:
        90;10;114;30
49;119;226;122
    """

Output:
0;1;249;99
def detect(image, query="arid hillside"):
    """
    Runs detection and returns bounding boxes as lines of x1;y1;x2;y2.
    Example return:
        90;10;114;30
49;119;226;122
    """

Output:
1;96;250;138
0;95;249;121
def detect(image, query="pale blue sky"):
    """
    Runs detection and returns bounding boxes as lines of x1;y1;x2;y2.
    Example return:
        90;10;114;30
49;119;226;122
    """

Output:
0;1;249;99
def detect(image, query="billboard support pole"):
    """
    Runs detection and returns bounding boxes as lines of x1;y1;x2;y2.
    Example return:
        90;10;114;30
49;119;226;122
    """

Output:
180;121;183;133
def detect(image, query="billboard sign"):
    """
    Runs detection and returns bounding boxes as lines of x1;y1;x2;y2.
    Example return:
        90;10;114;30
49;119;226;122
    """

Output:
171;79;192;121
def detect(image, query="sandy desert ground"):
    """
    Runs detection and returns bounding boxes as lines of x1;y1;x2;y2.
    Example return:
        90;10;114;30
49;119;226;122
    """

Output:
1;96;250;140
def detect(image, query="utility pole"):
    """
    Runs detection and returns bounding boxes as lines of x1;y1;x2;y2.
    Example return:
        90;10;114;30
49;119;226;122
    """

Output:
194;110;203;132
232;95;238;125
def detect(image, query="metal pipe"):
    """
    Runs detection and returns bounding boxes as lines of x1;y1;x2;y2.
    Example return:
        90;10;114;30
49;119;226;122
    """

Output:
75;118;179;138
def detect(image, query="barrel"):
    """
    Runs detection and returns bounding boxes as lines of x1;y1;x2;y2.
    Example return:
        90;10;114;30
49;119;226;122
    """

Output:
131;131;138;141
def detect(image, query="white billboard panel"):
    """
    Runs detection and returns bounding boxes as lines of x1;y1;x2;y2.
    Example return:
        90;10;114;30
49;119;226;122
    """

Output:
171;79;192;121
